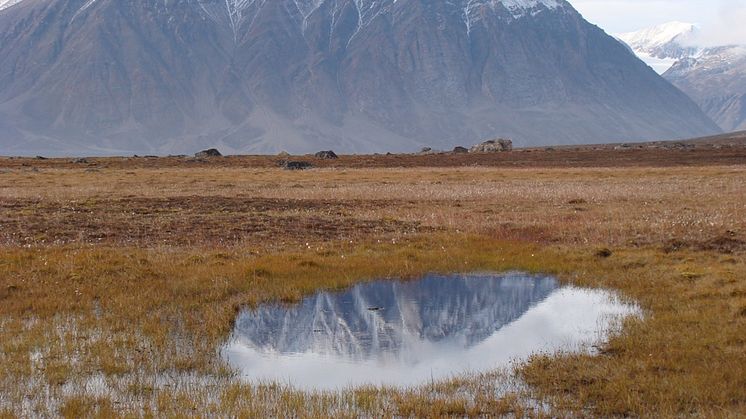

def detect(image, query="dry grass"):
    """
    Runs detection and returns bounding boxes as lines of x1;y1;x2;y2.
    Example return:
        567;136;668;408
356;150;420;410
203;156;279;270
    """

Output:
0;161;745;416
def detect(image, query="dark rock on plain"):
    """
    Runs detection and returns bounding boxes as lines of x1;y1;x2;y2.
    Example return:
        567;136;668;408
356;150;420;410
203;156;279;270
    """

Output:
314;151;338;160
195;149;222;158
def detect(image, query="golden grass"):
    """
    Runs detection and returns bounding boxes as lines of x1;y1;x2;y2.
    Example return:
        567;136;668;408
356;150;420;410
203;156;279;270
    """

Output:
0;164;745;416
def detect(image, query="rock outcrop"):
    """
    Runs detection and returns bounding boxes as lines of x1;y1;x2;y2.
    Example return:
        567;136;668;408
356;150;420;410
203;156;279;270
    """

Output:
470;139;513;153
195;149;222;158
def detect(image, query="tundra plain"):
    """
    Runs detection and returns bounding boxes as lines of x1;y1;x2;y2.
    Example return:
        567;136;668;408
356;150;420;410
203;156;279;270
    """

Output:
1;145;745;417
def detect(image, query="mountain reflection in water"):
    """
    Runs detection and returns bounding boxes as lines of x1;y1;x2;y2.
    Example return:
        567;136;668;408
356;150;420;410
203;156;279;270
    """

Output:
222;272;637;390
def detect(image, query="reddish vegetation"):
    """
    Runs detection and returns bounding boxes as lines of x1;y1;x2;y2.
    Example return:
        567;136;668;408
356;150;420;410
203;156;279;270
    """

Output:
2;139;746;170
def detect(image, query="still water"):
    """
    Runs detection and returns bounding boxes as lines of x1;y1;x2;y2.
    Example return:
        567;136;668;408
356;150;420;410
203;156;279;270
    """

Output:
222;273;638;390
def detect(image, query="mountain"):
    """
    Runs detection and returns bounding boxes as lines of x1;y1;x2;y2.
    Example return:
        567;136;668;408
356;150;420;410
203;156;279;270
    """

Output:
665;46;746;132
617;21;746;132
0;0;719;156
617;22;698;73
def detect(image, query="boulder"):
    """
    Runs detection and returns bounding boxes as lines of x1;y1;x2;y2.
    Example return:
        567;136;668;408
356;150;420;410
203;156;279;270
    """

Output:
470;138;513;153
283;161;313;170
452;146;469;154
278;151;291;157
314;150;338;159
195;148;222;158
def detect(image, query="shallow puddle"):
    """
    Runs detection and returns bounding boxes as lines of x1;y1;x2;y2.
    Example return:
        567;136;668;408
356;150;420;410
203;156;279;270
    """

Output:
222;272;638;390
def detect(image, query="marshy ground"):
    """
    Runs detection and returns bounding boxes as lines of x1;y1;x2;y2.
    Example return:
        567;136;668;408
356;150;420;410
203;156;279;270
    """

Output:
1;144;745;417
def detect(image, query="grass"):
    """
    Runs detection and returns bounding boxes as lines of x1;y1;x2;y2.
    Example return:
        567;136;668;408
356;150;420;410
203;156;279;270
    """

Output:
0;161;744;416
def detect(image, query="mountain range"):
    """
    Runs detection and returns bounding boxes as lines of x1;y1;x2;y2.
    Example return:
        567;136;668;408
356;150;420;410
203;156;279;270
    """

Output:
0;0;720;156
619;22;746;132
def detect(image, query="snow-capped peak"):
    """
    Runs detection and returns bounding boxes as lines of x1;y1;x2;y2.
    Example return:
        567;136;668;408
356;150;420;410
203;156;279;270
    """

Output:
616;21;700;74
617;21;697;57
0;0;23;11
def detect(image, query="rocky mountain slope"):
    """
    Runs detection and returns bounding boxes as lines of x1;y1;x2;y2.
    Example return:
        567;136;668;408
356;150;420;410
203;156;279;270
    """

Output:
0;0;720;156
665;46;746;132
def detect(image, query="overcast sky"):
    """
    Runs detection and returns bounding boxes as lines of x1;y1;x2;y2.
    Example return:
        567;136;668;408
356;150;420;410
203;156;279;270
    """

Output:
569;0;745;34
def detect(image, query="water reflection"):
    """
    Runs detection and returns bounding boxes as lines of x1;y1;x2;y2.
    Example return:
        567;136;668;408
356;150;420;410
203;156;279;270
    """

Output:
223;273;638;390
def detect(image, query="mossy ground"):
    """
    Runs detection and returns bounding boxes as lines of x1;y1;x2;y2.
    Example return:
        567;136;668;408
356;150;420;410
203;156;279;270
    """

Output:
0;161;744;416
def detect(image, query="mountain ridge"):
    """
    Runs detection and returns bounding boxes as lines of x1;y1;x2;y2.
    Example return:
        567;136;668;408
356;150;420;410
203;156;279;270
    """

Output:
0;0;720;156
665;45;746;132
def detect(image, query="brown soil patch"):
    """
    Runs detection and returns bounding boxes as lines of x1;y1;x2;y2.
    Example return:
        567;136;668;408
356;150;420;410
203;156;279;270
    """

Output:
0;197;427;246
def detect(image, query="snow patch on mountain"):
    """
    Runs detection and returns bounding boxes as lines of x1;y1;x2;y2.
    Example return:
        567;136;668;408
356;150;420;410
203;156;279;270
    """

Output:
619;21;746;74
618;21;696;56
617;22;700;73
0;0;23;11
466;0;563;18
620;22;746;131
464;0;565;35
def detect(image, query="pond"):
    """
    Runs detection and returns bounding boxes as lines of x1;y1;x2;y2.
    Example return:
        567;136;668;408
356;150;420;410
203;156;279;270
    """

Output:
222;272;639;390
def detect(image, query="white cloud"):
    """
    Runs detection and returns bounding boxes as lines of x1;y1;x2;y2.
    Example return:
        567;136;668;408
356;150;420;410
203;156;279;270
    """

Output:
687;2;746;47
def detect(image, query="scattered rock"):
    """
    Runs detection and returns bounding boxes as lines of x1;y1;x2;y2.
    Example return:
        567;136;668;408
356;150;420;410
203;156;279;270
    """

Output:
35;155;48;160
420;147;433;154
194;148;222;158
72;158;89;164
314;150;338;159
283;161;313;170
568;198;587;205
452;146;469;154
470;138;513;153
